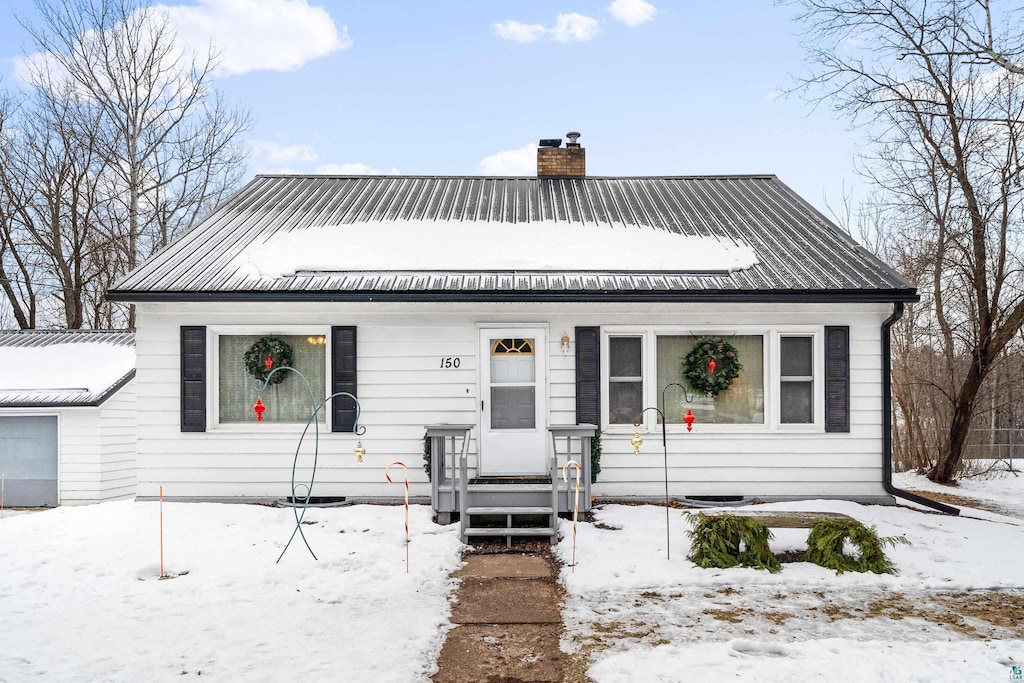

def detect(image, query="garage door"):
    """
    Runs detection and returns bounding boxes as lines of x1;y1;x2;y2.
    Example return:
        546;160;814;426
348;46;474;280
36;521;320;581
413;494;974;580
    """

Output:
0;416;58;507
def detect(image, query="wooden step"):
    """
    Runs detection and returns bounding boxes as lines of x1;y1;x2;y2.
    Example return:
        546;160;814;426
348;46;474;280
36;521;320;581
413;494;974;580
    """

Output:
466;506;554;516
466;483;554;492
463;527;556;537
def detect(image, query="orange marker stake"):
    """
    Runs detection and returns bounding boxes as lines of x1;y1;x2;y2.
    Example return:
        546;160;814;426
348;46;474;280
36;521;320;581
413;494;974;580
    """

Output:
385;461;410;573
562;460;582;572
159;485;164;579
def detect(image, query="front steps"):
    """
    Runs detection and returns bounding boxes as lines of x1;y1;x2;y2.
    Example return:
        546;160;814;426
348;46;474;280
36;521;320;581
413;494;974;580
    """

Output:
463;505;557;548
426;424;597;546
463;480;560;547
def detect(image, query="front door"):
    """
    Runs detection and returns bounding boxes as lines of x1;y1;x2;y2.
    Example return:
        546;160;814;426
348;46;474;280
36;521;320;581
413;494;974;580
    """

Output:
479;328;546;475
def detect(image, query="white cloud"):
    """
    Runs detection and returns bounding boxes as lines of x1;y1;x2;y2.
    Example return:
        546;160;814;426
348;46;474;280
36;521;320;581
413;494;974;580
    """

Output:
551;13;600;42
493;20;547;43
316;162;399;175
608;0;657;27
249;141;393;175
13;52;64;88
479;143;536;175
493;13;599;44
157;0;351;76
317;162;375;174
16;0;350;84
250;140;319;165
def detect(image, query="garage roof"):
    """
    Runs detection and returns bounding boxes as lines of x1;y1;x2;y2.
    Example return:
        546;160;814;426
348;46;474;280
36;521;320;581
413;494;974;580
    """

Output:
0;330;135;407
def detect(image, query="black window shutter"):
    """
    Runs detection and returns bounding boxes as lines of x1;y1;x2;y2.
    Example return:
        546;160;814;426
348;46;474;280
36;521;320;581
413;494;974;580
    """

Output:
825;326;850;433
180;326;206;432
332;326;358;432
575;326;601;425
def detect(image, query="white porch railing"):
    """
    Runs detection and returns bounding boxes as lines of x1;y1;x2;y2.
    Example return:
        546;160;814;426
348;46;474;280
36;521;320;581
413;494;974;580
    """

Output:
548;424;597;514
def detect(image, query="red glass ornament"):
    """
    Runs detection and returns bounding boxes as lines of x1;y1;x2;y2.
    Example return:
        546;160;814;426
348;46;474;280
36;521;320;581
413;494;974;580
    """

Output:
264;354;274;371
253;397;266;422
708;358;717;374
684;409;695;432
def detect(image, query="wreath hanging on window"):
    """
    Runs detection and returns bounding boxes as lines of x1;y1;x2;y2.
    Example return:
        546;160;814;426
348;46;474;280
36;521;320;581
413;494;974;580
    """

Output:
683;336;742;396
244;336;294;385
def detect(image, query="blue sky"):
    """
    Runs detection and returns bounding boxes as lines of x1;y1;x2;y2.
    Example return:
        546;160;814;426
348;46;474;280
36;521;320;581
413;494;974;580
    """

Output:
0;0;866;215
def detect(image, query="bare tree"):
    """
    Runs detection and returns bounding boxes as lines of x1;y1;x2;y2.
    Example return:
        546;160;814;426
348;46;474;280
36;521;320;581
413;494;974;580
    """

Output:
4;80;111;328
0;91;40;329
22;0;250;325
964;1;1024;76
792;0;1024;483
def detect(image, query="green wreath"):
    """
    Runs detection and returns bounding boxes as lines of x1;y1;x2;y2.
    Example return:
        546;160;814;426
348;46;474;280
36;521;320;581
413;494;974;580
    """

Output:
244;336;294;385
683;336;742;396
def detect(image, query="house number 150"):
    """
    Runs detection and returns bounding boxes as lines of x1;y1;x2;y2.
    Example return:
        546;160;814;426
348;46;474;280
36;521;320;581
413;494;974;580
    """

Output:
439;357;461;369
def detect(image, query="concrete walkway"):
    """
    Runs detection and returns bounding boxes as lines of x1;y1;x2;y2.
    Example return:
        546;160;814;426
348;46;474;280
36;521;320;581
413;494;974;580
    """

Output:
433;553;577;683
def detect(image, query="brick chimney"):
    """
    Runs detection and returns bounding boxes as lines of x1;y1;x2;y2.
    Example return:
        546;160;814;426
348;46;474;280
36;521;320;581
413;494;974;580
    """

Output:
537;131;585;177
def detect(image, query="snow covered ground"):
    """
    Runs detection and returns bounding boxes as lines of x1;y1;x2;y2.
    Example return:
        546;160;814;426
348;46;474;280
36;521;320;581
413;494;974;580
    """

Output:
556;497;1024;683
0;502;462;681
894;466;1024;517
2;480;1022;682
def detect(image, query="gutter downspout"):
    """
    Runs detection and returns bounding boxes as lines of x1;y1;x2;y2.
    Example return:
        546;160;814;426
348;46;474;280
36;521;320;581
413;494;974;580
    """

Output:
882;303;960;515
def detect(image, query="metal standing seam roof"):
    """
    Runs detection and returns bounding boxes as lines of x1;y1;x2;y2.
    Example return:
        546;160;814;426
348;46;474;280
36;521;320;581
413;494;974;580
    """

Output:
0;330;136;407
107;175;918;303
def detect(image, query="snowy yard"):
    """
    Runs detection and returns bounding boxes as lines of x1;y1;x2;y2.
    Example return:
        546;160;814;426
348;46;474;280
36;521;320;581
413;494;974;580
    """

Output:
0;503;463;681
1;471;1022;682
557;470;1024;682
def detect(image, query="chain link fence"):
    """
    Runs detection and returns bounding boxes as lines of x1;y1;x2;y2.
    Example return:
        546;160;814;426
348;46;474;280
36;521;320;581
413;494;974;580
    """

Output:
963;428;1021;472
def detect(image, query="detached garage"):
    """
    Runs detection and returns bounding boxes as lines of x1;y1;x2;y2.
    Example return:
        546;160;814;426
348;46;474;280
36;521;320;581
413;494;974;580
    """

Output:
0;330;136;506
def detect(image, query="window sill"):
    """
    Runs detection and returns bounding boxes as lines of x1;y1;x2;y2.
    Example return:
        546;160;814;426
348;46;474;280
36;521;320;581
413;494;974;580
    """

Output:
602;424;824;435
209;422;330;434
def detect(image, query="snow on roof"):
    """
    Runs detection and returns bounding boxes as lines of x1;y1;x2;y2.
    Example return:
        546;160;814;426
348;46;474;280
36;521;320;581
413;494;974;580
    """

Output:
108;176;918;301
0;331;136;406
235;219;759;278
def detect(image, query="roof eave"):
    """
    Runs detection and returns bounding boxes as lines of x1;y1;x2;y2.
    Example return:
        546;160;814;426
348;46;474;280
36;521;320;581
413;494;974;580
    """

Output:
0;370;136;409
107;289;920;304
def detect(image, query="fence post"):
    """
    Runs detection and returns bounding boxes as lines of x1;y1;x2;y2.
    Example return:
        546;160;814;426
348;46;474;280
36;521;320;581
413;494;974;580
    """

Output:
1011;428;1016;472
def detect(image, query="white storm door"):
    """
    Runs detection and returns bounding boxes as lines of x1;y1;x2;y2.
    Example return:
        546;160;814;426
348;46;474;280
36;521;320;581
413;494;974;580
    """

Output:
479;329;547;475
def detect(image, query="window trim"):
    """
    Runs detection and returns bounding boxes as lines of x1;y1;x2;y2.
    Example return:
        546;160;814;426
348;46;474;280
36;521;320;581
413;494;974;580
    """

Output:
602;329;645;431
208;325;332;432
778;333;815;426
772;328;825;431
601;325;825;434
607;334;645;426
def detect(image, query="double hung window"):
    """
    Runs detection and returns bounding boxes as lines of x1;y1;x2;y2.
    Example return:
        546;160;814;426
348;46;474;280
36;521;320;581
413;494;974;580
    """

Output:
608;337;643;425
780;336;814;424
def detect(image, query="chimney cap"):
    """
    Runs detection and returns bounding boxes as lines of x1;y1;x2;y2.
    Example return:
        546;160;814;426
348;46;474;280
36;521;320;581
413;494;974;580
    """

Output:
539;138;562;148
566;131;581;143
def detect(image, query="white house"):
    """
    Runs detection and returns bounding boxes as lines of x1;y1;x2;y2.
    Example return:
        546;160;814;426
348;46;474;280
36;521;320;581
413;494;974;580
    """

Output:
0;330;136;506
107;136;952;539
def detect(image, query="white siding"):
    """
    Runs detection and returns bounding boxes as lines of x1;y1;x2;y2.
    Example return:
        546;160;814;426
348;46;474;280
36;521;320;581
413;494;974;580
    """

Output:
56;408;102;505
98;379;137;500
134;301;892;501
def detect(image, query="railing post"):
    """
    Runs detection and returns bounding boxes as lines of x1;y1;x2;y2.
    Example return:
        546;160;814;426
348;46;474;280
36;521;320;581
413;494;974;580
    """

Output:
581;434;592;508
425;424;474;529
459;434;469;542
448;436;455;492
549;431;557;510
